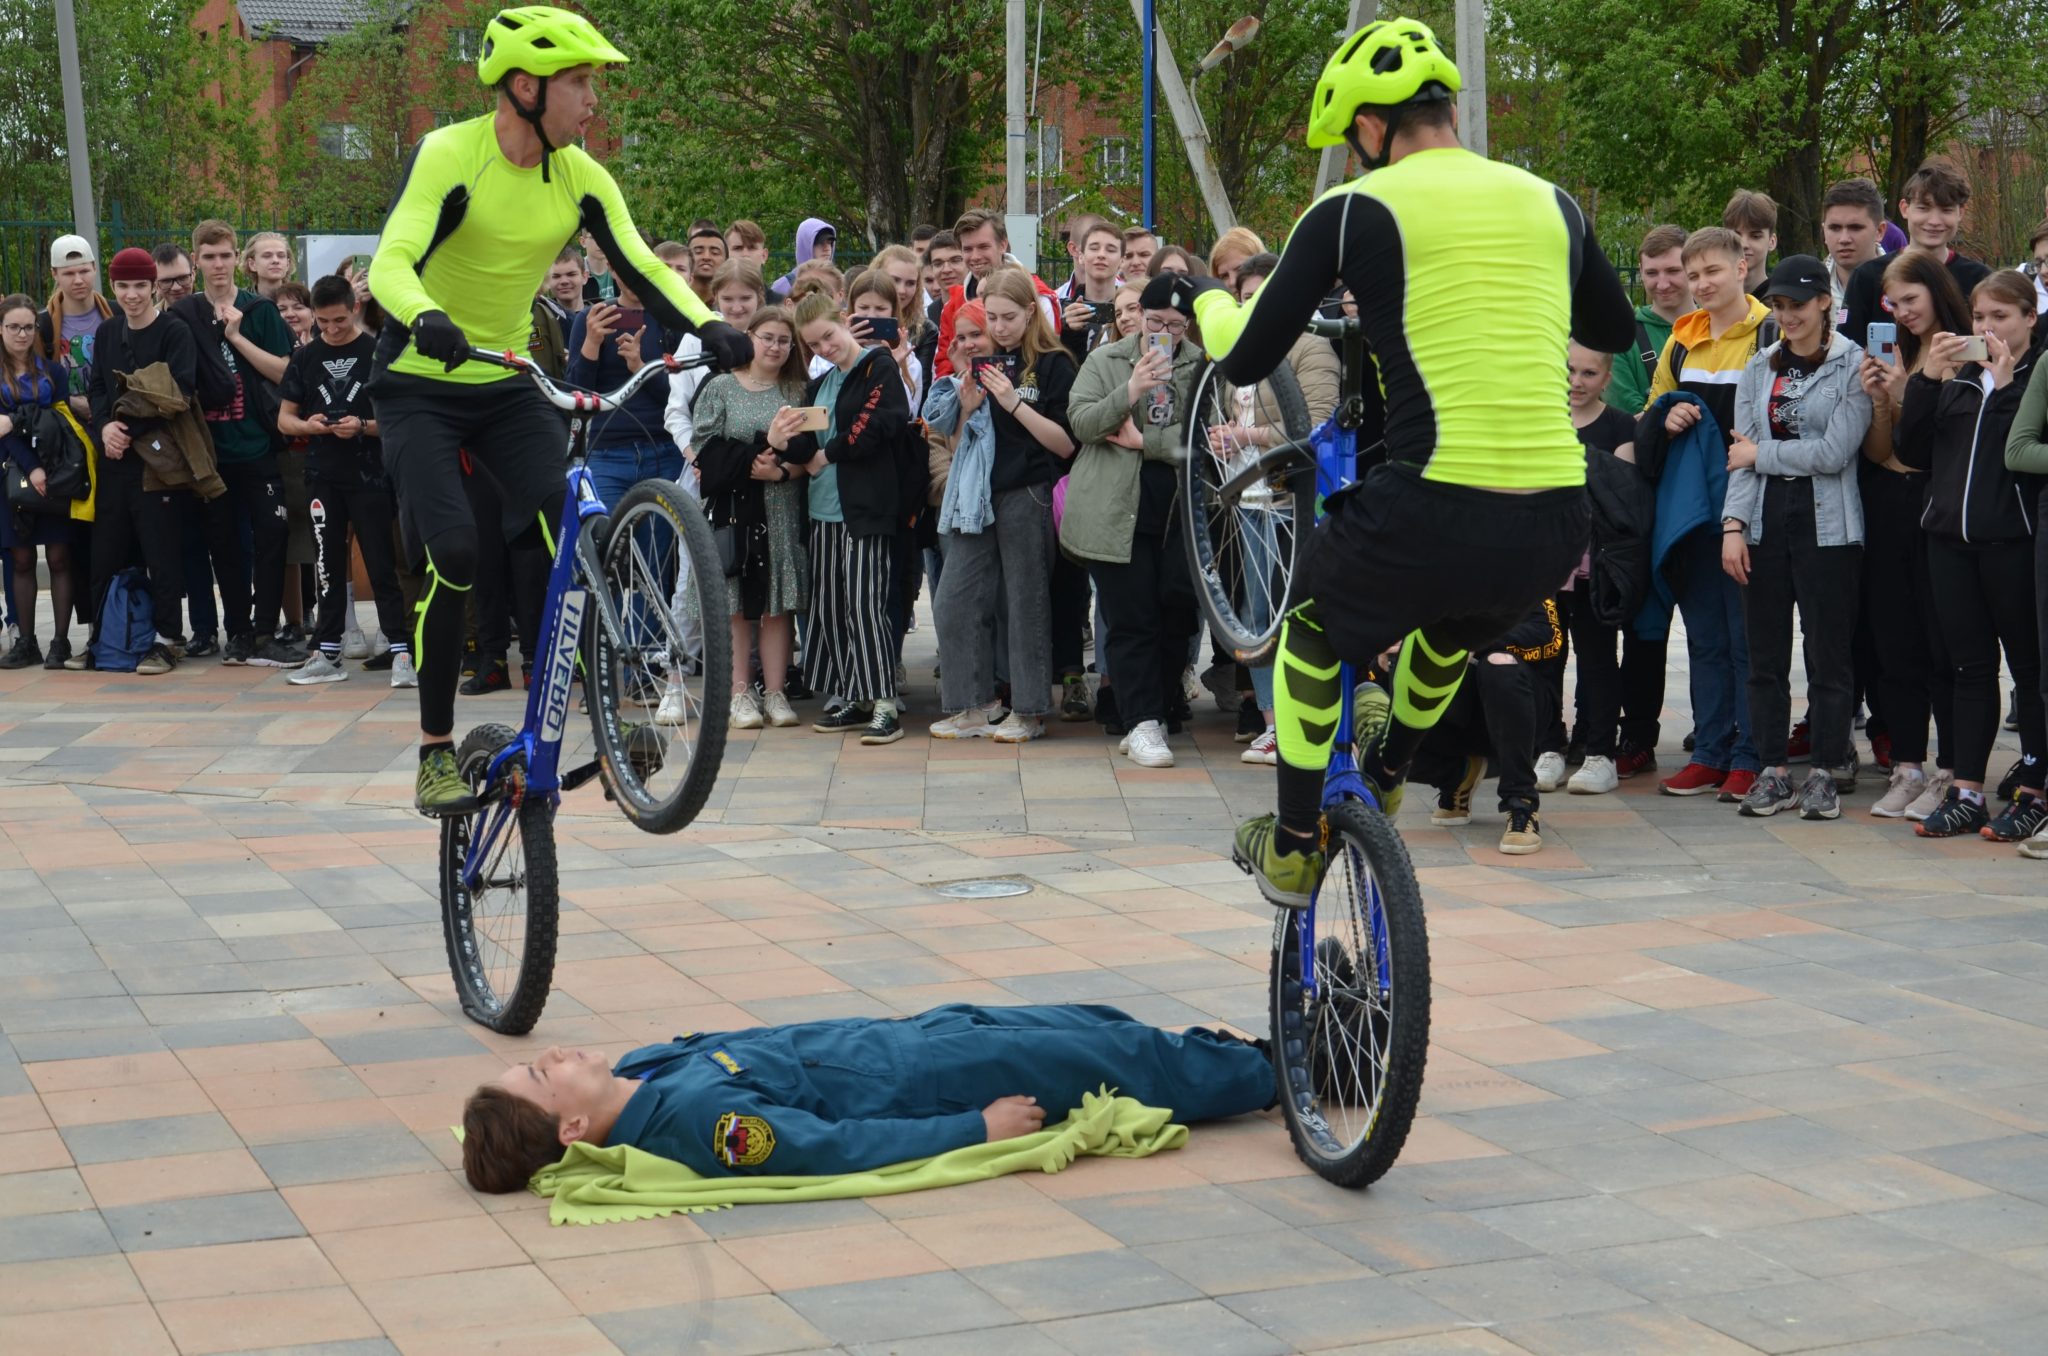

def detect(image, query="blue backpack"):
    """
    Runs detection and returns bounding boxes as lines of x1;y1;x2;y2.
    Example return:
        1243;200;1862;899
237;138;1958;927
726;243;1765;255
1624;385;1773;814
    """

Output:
91;568;156;673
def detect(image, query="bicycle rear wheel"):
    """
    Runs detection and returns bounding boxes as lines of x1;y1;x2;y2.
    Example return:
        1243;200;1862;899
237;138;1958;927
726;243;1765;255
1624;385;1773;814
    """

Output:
586;478;731;834
1270;797;1430;1188
1181;357;1315;666
439;723;559;1035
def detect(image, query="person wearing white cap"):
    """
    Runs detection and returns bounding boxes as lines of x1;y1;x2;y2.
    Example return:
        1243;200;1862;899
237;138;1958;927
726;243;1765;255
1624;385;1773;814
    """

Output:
39;233;109;425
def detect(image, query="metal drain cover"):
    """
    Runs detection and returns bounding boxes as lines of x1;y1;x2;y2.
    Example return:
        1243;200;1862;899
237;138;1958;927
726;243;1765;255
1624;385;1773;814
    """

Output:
936;879;1033;899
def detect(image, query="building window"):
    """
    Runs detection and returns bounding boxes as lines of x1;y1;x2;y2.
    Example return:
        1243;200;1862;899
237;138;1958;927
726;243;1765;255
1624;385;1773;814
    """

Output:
1098;136;1132;184
1030;124;1064;178
449;27;480;62
319;122;371;160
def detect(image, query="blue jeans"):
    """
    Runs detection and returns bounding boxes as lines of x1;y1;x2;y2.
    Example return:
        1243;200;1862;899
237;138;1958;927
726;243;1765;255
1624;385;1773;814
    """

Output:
1671;527;1759;773
587;441;689;660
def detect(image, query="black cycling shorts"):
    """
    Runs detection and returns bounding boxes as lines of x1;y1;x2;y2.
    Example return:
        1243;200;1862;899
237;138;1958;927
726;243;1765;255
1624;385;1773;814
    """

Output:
371;370;567;567
1297;461;1590;662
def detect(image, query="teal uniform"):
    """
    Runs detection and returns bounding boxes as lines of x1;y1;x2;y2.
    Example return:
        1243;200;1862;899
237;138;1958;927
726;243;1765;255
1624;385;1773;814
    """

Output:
608;1003;1275;1176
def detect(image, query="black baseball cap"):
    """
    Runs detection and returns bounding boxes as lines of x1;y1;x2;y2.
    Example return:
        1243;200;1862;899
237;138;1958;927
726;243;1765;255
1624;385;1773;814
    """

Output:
1763;254;1830;303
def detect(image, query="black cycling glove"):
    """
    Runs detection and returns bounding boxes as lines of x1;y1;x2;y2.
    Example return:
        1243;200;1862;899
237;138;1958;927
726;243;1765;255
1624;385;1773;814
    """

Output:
411;310;470;372
696;320;755;373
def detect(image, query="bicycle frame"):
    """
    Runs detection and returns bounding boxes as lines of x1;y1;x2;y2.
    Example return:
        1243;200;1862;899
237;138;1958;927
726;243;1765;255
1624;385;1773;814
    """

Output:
453;347;709;893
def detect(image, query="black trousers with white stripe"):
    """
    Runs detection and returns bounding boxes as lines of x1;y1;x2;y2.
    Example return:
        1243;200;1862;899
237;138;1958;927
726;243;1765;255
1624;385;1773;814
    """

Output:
805;521;897;704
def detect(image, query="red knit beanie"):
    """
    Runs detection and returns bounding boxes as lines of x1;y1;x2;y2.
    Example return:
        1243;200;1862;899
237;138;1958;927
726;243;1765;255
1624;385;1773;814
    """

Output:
107;247;157;283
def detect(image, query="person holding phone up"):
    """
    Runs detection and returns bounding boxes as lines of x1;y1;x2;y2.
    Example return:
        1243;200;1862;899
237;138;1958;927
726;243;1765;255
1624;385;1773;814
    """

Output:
567;282;685;512
1896;270;2046;840
1854;250;1973;819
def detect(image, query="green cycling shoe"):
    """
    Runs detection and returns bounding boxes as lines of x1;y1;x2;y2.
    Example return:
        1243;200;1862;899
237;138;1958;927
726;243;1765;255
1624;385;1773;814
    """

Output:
415;745;480;818
1234;814;1325;910
1352;682;1407;820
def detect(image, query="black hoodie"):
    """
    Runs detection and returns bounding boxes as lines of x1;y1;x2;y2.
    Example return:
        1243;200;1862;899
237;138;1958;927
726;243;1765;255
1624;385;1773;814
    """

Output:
1896;357;2040;544
781;347;920;538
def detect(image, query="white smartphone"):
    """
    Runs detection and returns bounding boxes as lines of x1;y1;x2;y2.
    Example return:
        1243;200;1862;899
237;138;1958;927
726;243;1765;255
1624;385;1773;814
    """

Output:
1958;335;1989;363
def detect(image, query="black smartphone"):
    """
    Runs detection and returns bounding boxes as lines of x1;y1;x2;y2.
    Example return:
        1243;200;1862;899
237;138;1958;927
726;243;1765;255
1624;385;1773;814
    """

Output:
972;354;1021;384
860;316;900;345
1090;300;1119;324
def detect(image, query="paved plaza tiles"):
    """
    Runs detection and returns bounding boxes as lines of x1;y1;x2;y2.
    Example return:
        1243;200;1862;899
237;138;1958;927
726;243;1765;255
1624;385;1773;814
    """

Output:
0;618;2045;1354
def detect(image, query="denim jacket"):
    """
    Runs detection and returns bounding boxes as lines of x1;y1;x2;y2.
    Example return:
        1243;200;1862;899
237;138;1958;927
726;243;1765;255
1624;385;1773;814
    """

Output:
1724;331;1871;547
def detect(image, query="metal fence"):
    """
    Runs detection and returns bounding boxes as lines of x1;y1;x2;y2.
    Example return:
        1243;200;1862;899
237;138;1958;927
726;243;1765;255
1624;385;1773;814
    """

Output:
1;202;390;298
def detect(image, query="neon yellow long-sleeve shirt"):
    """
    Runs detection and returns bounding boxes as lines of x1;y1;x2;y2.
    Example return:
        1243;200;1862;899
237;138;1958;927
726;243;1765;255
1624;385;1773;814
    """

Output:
368;114;714;385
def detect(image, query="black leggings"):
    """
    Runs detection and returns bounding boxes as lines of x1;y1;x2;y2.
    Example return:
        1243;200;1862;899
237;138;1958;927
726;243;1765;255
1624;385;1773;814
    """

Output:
308;481;408;656
1925;536;2044;787
1862;466;1950;767
1740;480;1861;769
1562;590;1622;759
1413;653;1543;811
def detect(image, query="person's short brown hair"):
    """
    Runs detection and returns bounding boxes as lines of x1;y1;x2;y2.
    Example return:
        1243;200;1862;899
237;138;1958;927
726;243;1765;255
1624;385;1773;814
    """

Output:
1639;224;1687;260
653;240;689;263
1121;225;1157;247
1149;245;1205;278
1681;226;1744;267
726;219;766;249
1902;157;1970;209
1972;269;2036;316
707;258;767;301
1822;178;1886;225
191;219;237;252
927;230;960;253
461;1084;563;1194
1079;221;1123;252
2028;217;2048;252
954;208;1006;242
1722;190;1777;234
553;245;584;269
274;280;313;311
911;224;939;246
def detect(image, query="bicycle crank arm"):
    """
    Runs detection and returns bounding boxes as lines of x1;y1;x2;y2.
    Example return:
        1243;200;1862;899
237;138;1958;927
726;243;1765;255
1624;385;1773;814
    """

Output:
560;760;603;793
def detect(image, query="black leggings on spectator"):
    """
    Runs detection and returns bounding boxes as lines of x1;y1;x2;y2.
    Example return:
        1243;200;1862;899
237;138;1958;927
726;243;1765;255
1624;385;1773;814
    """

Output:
1925;535;2044;786
1412;653;1543;812
464;469;550;670
1089;529;1197;730
1619;629;1667;751
1740;481;1861;769
1561;590;1621;759
308;481;408;656
1050;548;1091;680
1861;466;1951;767
203;454;290;640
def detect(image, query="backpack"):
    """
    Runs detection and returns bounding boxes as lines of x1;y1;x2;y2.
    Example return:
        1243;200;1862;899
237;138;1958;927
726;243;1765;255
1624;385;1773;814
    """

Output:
91;567;156;672
1632;318;1658;381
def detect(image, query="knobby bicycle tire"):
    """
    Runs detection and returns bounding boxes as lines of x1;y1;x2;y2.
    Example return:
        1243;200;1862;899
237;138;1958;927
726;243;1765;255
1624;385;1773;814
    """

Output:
440;723;559;1035
1180;357;1315;666
586;478;732;835
1269;797;1431;1188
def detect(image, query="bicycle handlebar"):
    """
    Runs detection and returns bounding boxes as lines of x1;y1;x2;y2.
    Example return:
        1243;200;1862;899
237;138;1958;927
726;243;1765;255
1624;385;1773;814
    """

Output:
463;346;718;415
1306;316;1361;340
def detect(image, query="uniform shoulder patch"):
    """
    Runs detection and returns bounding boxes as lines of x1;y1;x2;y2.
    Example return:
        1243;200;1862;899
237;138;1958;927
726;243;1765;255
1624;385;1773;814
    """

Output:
709;1049;744;1076
714;1111;775;1168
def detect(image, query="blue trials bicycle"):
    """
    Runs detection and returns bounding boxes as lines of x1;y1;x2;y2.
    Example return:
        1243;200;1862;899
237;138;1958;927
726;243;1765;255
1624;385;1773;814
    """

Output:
1181;316;1430;1188
438;347;731;1034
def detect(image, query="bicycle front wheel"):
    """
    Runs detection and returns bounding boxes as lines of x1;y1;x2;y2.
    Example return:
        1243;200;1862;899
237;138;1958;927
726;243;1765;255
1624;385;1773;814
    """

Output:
440;723;559;1035
1270;797;1430;1188
586;478;731;834
1181;358;1315;666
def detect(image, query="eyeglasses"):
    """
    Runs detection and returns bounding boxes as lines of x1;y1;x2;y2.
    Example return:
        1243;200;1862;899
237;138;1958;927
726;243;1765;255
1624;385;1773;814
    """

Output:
1;323;34;335
1141;317;1188;335
157;273;193;289
753;334;792;346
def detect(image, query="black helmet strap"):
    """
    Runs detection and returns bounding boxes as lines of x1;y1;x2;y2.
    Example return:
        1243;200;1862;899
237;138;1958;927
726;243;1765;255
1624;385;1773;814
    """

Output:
503;73;557;182
1345;101;1409;173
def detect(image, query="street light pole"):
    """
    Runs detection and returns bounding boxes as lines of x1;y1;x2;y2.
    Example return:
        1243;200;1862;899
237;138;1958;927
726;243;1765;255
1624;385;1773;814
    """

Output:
1141;0;1156;229
54;0;97;245
1313;0;1376;197
1455;0;1488;157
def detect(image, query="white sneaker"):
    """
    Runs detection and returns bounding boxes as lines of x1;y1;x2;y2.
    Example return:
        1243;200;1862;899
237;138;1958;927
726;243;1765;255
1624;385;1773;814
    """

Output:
761;691;799;727
1903;768;1954;821
1871;765;1927;818
1181;668;1203;705
932;704;999;739
389;652;417;689
1121;720;1174;768
657;679;691;726
288;652;348;685
1242;728;1278;765
341;619;371;660
730;690;763;730
990;712;1043;743
1567;754;1617;795
2021;822;2048;861
1534;750;1567;792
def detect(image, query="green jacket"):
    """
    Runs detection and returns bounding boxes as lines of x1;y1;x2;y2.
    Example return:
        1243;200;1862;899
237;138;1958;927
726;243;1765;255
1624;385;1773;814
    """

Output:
2006;356;2048;478
1606;302;1681;416
1060;333;1203;565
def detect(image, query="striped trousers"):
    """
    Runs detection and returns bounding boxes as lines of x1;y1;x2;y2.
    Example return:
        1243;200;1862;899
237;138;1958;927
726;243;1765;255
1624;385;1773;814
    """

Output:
804;520;897;703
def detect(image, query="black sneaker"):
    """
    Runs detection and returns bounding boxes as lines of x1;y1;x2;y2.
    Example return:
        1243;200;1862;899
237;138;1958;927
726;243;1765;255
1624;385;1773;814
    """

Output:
274;623;306;649
2007;687;2022;732
1682;728;1696;753
222;632;255;666
1915;790;1989;839
461;660;510;696
1995;757;2033;804
42;638;69;671
1983;792;2048;843
360;649;396;671
1199;661;1238;713
1096;685;1123;737
248;636;308;668
0;635;41;670
784;666;813;701
183;634;219;659
813;702;871;733
860;706;904;745
1061;674;1093;723
1235;700;1264;743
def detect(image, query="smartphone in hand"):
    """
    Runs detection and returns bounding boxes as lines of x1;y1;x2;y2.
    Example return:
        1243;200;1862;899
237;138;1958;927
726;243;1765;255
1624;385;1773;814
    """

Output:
793;405;831;433
1091;300;1119;324
1867;322;1897;367
860;316;900;345
1958;334;1989;363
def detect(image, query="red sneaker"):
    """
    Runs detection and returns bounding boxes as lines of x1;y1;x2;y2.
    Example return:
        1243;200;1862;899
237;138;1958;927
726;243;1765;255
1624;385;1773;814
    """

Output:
1871;731;1893;771
1717;768;1759;802
1787;718;1812;763
1659;762;1727;796
1615;745;1657;780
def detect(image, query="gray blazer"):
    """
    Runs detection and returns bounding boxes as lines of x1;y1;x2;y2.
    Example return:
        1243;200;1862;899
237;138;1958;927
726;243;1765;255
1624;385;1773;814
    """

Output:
1724;330;1872;547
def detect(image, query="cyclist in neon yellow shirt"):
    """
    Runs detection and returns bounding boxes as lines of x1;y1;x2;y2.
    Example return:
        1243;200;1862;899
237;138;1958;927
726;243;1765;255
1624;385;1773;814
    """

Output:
1186;19;1635;905
367;7;753;815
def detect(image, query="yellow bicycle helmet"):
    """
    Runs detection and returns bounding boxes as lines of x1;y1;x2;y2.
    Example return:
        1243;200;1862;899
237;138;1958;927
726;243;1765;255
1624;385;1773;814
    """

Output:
1305;18;1461;150
477;6;628;87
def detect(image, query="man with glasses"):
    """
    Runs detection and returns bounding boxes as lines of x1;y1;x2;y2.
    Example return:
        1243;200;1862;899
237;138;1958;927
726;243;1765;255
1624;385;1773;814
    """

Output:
153;241;230;657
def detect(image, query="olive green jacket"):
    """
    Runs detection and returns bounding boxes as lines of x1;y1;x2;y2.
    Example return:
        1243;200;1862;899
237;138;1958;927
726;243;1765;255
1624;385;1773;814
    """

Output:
1059;333;1203;565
